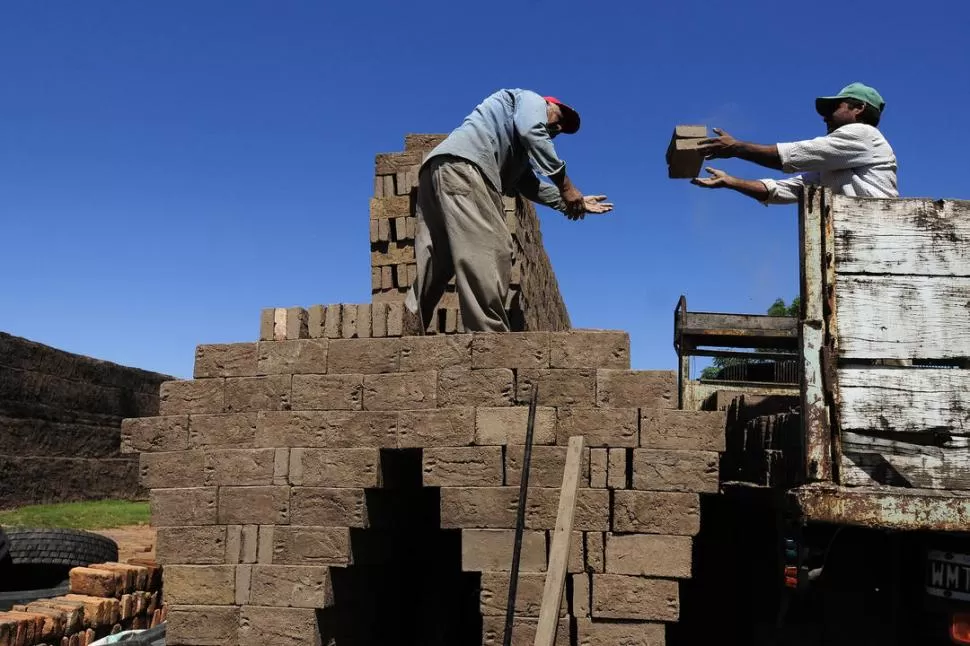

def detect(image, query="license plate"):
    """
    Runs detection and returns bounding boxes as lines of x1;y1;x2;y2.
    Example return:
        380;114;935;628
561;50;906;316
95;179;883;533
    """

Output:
927;550;970;601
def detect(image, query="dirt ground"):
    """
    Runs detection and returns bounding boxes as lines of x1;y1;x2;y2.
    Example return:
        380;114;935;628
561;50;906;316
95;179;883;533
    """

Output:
91;525;156;563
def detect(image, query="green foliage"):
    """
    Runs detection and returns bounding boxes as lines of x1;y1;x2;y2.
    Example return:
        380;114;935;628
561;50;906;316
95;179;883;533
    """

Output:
0;500;150;529
698;296;799;380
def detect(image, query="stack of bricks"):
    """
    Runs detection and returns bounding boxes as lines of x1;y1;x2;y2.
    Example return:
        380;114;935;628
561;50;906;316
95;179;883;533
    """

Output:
131;329;726;645
0;558;164;646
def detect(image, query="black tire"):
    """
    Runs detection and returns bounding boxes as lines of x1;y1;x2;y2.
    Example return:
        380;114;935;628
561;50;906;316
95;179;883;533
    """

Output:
2;528;118;590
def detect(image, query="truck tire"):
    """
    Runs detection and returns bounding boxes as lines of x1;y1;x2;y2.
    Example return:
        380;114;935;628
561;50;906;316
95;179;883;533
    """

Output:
2;528;119;590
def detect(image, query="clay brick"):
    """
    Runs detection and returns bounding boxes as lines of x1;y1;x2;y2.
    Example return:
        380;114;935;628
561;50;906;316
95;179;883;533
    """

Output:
369;194;411;219
150;487;217;526
557;408;638;447
166;604;239;645
25;600;84;635
438;368;514;407
423;447;503;486
357;304;372;338
589;448;608;487
225;375;290;413
204;449;276;486
482;616;569;646
139;450;204;489
550;331;630;369
471;332;550;369
189;413;257;448
127;558;163;591
156;527;226;565
632;449;719;493
595;370;675;409
218;486;289;525
62;593;121;626
289;448;380;487
323;304;342;339
248;566;334;608
399;335;471;371
398;408;474;447
505;445;590;487
517;369;595;407
122;415;189;453
575;618;665;646
270;526;351;565
461;529;546;572
327;338;401;373
256;411;397;448
285;307;308;340
340;304;358;339
256;339;329;375
640;408;726;451
371;302;388;337
608;448;627;489
291;374;363;410
605;534;692;578
236;565;253;605
194;343;258;378
362;371;436;410
17;604;69;640
475;406;556;445
386;302;405;337
0;611;47;645
308;305;326;338
612;491;700;535
592;574;679;621
260;309;275;341
238;605;321;646
480;572;565;617
586;532;605;572
69;567;121;598
289;487;368;527
159;379;225;415
164;566;235;605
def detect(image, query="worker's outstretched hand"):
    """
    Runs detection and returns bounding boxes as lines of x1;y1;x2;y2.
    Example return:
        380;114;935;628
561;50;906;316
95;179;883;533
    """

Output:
697;128;739;159
583;195;613;214
691;167;731;188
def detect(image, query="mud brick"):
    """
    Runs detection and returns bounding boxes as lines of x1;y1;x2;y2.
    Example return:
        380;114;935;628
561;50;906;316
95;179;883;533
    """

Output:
218;486;289;525
284;307;308;340
592;574;679;621
370;266;382;290
194;343;258;378
575;618;665;646
256;339;329;375
150;487;217;526
438;368;514;407
255;526;274;564
204;449;276;486
269;526;351;566
517;369;595;407
505;445;590;487
290;374;363;410
557;408;638;447
369;219;379;243
370;194;411;220
256;411;398;448
404;133;447;151
423;446;503;486
371;243;415;267
327;337;401;374
159;379;225;415
632;449;719;493
357;304;372;338
246;565;334;609
122;415;189;453
239;525;259;563
405;217;416;239
63;593;121;626
225;375;290;413
482;616;569;646
381;265;394;290
69;567;121;598
189;413;257;448
156;527;226;565
608;448;627;488
605;534;692;578
444;308;458;333
595;370;675;409
289;448;380;487
398;407;475;447
400;335;471;371
139;450;204;489
612;491;700;535
528;488;610;531
273;449;289;485
475;406;556;445
666;126;708;178
566;530;585;573
589;448;608;487
235;565;253;605
323;304;342;338
260;308;276;341
550;331;630;369
339;304;358;339
307;305;326;338
394;263;407;287
471;332;550;369
239;605;321;646
586;532;605;572
385;301;405;336
166;604;239;646
290;487;368;527
382;175;396;199
371;302;388;337
395;171;409;195
394;217;407;240
127;558;163;591
362;371;436;410
441;486;518;528
163;566;235;605
640;408;726;451
480;572;565;617
572;572;590;616
461;529;546;572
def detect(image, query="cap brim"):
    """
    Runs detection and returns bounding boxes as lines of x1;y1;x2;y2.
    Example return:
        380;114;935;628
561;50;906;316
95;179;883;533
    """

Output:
815;96;842;116
558;104;581;134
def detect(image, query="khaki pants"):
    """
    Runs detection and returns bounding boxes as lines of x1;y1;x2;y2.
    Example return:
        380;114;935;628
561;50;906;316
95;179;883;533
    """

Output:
404;156;512;332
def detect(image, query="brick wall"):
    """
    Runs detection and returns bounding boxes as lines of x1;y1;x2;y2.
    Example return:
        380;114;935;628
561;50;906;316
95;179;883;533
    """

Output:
0;332;171;509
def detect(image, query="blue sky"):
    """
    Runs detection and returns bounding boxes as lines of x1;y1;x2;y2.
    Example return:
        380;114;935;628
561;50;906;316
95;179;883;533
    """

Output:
2;1;967;379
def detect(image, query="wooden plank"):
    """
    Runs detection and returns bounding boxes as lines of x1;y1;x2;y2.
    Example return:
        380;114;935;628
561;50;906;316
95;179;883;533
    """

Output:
533;435;584;646
835;275;970;360
832;196;970;277
838;367;970;434
840;430;970;490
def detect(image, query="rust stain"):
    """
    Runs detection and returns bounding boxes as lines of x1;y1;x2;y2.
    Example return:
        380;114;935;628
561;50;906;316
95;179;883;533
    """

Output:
792;484;970;532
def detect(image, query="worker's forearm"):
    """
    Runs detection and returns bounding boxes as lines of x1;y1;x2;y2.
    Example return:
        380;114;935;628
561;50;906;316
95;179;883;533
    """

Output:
733;142;783;171
550;167;572;191
725;176;770;201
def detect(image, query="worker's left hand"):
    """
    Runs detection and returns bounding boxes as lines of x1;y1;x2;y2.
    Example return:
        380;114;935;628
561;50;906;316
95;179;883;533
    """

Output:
583;195;614;214
697;128;739;159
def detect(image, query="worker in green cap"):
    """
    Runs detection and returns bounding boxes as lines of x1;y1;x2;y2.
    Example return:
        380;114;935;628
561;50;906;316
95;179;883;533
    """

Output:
691;82;897;202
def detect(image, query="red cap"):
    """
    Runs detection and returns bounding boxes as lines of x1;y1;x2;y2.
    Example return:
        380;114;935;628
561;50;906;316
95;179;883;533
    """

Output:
544;96;581;134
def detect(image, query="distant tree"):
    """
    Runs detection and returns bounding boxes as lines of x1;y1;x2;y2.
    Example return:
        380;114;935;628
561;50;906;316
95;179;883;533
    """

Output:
699;296;799;380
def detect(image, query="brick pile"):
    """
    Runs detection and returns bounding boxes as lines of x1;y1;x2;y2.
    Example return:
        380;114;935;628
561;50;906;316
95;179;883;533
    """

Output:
132;330;726;645
0;558;164;646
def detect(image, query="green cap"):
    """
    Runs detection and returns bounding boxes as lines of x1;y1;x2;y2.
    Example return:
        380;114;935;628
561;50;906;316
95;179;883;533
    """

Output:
815;82;886;116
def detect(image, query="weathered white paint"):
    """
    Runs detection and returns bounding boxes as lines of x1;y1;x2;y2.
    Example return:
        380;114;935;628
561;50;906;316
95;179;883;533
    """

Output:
835;275;970;359
838;367;970;434
832;196;970;276
840;431;970;489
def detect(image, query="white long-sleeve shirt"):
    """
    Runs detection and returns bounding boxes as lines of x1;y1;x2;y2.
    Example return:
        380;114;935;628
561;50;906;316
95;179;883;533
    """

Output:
760;123;898;204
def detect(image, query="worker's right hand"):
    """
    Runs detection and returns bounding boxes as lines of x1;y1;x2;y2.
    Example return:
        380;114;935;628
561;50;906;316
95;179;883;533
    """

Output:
561;184;586;220
691;167;732;188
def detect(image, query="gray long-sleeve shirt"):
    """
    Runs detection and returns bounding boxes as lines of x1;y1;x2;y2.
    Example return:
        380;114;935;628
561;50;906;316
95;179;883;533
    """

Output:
425;89;568;212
